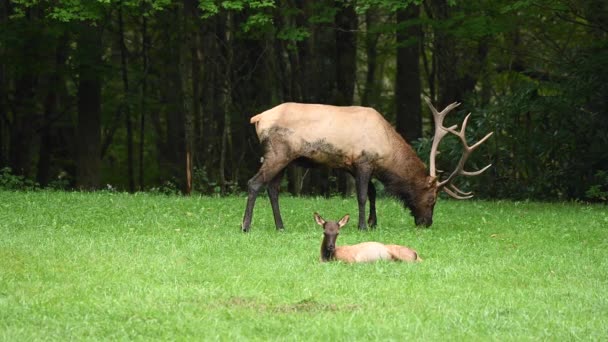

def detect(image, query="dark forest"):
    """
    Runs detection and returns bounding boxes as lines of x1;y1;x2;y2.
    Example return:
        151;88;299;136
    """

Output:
1;0;606;201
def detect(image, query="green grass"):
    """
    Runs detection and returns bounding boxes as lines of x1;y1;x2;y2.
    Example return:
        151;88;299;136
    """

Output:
1;190;607;340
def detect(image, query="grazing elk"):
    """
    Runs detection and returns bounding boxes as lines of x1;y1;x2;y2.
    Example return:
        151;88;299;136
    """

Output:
242;98;492;232
314;212;420;263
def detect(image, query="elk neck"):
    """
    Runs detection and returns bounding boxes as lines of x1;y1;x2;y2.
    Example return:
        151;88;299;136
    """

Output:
320;234;336;262
376;141;430;211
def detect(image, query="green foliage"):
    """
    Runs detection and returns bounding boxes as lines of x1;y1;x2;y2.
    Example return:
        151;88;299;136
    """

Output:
308;2;338;24
148;180;181;195
198;0;220;18
276;26;310;42
192;167;219;194
586;171;608;202
47;175;72;191
0;168;39;191
355;0;422;14
9;0;173;21
478;38;608;200
1;192;607;339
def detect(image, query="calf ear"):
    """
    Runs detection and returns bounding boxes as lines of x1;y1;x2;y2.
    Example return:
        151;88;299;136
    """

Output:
338;214;350;228
314;212;325;226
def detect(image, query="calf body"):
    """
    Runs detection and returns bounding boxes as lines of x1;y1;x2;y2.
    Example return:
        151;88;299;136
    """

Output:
315;212;420;263
332;242;419;263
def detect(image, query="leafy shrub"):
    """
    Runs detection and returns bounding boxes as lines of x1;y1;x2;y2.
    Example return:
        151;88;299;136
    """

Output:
585;171;608;202
148;180;181;196
0;168;39;191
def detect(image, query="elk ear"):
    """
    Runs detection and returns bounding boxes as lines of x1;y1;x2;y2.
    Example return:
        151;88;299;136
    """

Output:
314;212;325;226
337;214;350;228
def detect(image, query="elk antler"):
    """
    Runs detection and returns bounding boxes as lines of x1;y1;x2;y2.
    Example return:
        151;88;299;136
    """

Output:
424;96;493;199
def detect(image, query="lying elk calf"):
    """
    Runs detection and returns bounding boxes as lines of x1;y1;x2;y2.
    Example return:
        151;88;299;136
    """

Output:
242;98;493;232
314;213;420;263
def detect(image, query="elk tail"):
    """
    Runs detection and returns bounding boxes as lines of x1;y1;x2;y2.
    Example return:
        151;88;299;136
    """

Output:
250;113;263;124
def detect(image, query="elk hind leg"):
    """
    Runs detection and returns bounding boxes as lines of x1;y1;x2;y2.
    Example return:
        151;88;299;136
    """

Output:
387;245;420;262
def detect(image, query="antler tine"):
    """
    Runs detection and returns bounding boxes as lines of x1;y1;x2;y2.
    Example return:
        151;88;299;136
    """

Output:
424;97;461;126
449;184;472;196
469;131;494;151
442;186;473;199
461;163;492;176
435;111;494;194
425;96;460;178
425;97;493;198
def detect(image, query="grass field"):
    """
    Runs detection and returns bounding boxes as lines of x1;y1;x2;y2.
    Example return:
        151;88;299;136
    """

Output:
1;190;607;340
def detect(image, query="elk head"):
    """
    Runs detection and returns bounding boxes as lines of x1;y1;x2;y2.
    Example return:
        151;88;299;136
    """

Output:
414;97;494;226
314;212;349;261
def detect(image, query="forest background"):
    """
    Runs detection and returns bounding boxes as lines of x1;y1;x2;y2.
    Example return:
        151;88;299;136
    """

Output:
1;0;606;202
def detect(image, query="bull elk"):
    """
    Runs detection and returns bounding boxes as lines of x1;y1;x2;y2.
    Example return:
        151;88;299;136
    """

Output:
242;98;492;232
314;212;420;263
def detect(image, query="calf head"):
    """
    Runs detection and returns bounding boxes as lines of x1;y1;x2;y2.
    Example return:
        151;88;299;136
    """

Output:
314;212;349;261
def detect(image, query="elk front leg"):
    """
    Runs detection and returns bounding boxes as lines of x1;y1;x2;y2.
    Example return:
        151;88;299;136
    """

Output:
242;157;289;232
242;173;263;232
367;181;377;228
354;164;372;230
267;170;285;230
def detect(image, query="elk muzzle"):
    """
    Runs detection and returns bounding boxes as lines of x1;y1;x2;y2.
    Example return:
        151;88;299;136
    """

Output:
415;215;432;227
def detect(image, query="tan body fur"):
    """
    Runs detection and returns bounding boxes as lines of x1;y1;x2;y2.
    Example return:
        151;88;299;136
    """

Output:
250;103;424;173
332;242;420;263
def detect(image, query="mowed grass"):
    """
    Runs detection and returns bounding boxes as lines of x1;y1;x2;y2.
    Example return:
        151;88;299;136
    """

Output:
1;190;607;340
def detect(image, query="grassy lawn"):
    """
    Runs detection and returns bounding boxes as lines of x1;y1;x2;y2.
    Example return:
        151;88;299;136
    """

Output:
1;190;607;340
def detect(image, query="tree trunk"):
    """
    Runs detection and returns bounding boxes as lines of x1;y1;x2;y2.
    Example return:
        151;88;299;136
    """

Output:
167;17;188;194
37;34;68;186
9;7;40;177
119;5;135;193
76;21;102;190
361;9;380;107
189;17;201;194
429;0;487;108
0;1;9;167
200;16;223;193
430;0;455;108
274;2;305;195
218;12;234;195
182;0;199;195
335;1;357;196
334;2;357;106
9;72;37;177
395;4;422;142
139;15;149;190
301;0;335;196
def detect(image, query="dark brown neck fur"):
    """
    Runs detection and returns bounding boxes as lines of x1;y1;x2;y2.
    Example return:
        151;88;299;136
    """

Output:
376;140;429;213
320;236;335;262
